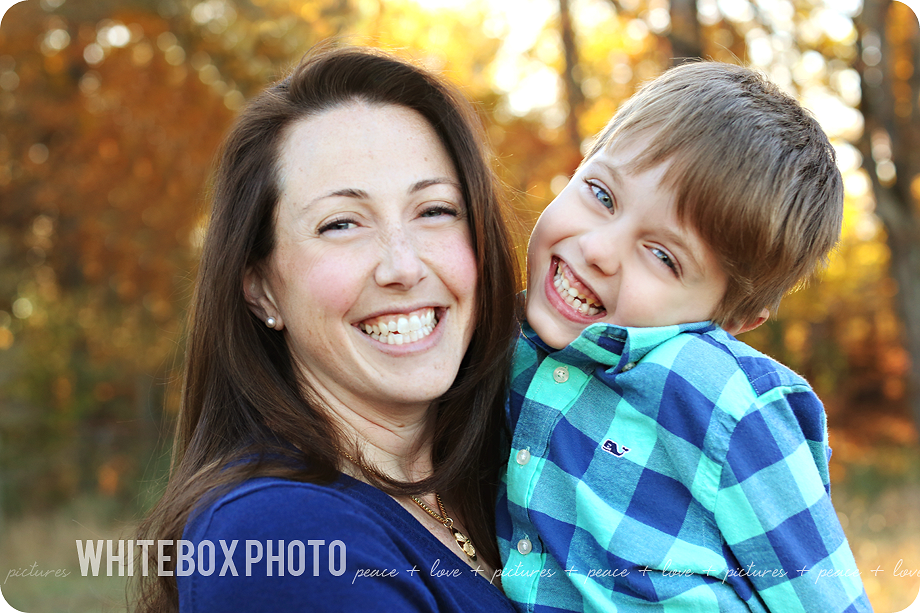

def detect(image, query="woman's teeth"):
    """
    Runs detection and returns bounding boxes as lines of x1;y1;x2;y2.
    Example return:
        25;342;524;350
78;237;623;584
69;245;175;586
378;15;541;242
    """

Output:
554;265;604;316
360;308;438;345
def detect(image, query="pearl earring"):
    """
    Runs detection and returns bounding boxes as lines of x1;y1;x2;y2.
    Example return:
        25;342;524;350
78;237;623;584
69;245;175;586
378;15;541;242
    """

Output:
265;317;276;329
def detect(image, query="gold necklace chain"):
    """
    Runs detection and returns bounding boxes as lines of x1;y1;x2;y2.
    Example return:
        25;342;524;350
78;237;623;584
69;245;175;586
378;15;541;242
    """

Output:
410;493;477;562
339;448;477;562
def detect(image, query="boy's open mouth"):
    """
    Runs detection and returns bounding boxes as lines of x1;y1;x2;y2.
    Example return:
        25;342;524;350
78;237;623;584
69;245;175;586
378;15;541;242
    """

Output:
553;259;605;316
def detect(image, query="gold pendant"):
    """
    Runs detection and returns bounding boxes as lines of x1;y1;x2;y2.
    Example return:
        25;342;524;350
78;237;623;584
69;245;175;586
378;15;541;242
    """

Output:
451;527;477;561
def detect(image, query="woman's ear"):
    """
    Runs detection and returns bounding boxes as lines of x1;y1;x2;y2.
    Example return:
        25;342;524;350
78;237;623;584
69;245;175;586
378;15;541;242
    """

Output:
723;308;769;336
244;267;283;330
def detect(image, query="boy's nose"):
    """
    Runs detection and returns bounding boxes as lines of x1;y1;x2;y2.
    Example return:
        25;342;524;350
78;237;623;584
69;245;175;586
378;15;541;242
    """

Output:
579;227;620;277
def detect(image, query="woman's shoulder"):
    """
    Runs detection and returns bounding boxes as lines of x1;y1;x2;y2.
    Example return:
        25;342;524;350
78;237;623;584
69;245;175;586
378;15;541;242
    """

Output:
180;476;423;611
185;474;399;542
198;474;370;513
179;475;515;613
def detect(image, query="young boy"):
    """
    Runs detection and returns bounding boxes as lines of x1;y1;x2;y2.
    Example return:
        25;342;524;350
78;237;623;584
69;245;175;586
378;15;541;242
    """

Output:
496;62;872;611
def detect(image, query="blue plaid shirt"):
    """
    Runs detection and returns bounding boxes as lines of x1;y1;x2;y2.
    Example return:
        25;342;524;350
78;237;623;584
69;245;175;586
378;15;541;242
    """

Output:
497;320;871;612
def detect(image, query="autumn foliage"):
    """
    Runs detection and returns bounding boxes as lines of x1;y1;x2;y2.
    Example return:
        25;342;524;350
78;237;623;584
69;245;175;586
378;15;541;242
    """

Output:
0;0;916;521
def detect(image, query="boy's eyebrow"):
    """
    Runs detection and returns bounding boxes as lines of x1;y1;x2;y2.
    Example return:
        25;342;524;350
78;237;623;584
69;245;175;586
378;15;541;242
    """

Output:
591;159;624;186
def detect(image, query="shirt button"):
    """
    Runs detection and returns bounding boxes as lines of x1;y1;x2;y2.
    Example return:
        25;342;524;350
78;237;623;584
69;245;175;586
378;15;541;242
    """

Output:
516;449;531;465
621;361;636;372
517;538;533;555
552;366;569;383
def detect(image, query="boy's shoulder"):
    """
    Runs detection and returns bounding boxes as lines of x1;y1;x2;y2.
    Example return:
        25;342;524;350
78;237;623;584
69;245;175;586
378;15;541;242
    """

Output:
644;325;812;398
646;328;828;454
513;319;813;401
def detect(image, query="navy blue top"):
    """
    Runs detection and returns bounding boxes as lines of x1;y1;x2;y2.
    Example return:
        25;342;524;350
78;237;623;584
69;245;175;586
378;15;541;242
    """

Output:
177;473;515;612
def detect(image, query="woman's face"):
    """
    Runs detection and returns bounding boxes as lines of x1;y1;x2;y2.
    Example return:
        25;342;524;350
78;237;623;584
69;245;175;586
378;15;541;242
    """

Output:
248;102;478;418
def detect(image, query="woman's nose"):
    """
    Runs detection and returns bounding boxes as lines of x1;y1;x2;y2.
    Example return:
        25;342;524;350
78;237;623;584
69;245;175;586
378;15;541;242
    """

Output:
374;230;426;289
580;227;620;277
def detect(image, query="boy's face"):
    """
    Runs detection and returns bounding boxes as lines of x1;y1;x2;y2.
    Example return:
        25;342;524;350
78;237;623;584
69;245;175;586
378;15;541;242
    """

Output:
526;134;730;349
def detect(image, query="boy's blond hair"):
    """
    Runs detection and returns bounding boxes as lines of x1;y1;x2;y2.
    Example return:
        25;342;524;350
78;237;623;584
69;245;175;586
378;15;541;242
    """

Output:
583;61;843;327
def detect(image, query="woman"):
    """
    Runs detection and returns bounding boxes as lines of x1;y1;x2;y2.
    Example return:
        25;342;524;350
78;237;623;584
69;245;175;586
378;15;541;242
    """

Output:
135;45;519;611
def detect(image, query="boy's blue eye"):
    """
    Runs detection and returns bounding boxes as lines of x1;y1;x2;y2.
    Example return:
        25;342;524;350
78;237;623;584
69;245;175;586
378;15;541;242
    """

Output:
589;182;614;209
651;247;678;274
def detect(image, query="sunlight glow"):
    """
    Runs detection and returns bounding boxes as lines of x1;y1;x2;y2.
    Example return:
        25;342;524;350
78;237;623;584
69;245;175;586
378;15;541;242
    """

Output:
414;0;557;115
801;87;864;141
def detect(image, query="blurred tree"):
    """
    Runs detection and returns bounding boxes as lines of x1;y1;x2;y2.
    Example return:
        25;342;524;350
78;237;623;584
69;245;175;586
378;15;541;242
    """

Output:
0;0;242;513
559;0;584;149
668;0;702;62
853;0;920;432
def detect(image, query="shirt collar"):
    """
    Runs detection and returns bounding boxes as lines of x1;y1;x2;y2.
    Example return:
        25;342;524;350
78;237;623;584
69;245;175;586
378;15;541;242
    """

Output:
521;319;717;371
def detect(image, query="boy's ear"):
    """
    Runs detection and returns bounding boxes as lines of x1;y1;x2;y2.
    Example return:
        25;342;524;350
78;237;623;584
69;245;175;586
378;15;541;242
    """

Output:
723;308;769;336
243;267;283;330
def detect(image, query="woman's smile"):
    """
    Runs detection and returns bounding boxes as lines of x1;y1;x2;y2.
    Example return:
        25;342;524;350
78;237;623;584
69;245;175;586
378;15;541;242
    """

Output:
357;306;440;346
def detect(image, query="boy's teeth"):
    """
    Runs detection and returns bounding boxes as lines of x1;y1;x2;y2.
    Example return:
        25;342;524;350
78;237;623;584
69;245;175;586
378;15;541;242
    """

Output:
360;307;438;346
553;263;605;313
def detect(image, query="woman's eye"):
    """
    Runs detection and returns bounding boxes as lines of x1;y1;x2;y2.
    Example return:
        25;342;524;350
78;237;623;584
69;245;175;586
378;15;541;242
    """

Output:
420;204;459;219
318;218;357;234
651;247;678;274
588;182;614;210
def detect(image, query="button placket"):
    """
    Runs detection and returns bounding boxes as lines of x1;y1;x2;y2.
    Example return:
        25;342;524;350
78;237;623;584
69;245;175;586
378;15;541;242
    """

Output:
516;448;531;465
516;538;533;555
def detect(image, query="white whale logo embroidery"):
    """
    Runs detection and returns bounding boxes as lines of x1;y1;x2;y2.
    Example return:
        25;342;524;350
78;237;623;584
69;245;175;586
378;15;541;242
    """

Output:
602;439;630;457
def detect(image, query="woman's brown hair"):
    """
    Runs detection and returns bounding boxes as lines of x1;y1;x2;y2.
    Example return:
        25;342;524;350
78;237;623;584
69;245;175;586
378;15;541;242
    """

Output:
135;44;518;611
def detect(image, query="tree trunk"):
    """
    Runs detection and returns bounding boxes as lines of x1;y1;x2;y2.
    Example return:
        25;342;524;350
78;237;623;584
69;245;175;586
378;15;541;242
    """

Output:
558;0;584;150
856;0;920;431
669;0;703;64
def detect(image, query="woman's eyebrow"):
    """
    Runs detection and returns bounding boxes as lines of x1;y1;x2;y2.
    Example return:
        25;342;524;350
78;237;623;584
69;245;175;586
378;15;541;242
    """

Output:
326;187;368;199
309;179;459;206
305;187;368;208
410;177;461;193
